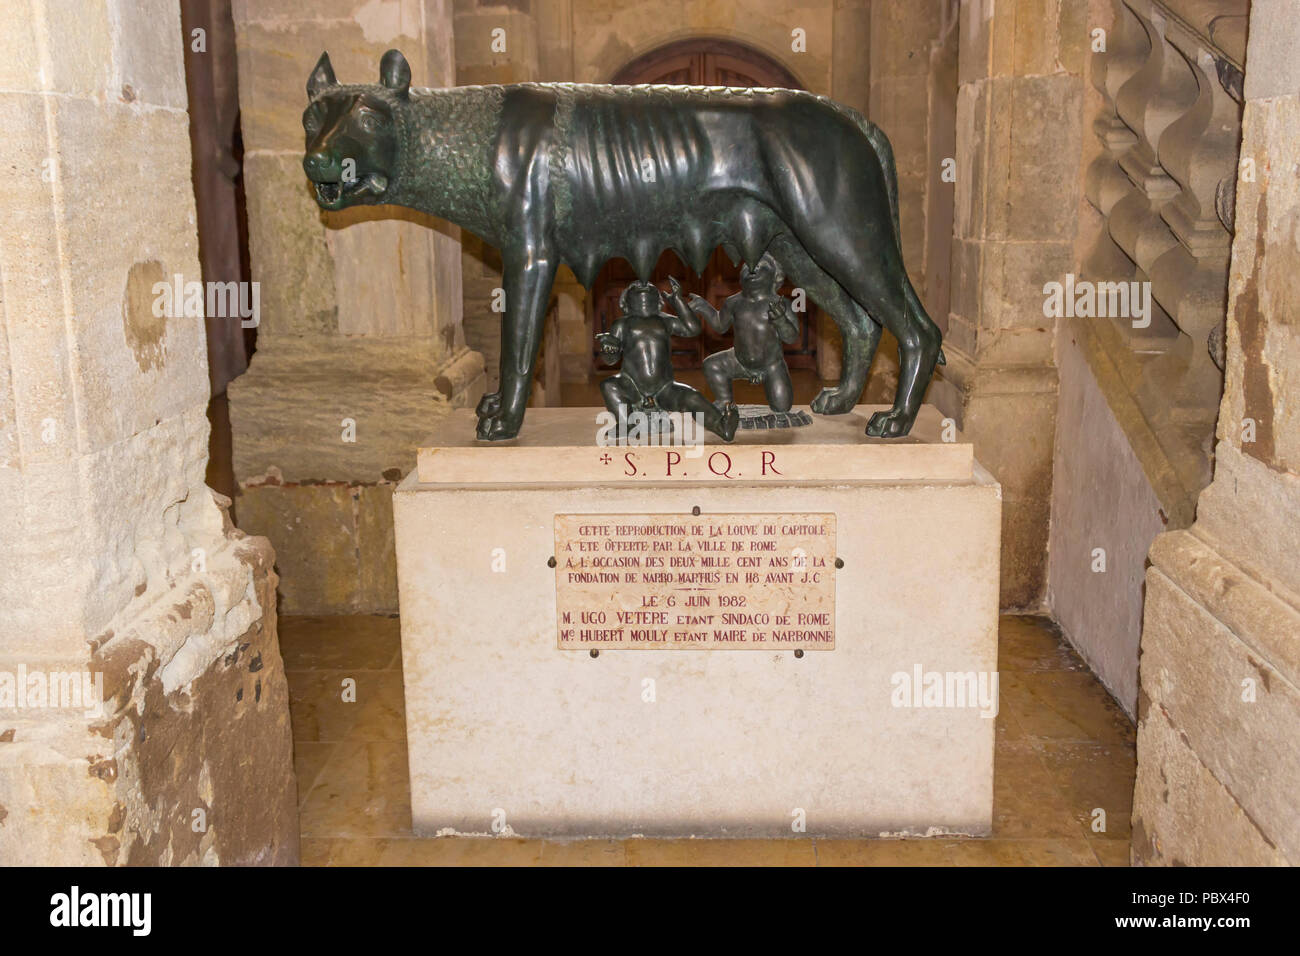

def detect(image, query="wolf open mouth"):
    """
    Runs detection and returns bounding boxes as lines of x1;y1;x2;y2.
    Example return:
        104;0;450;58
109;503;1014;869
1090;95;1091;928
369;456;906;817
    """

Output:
313;173;388;207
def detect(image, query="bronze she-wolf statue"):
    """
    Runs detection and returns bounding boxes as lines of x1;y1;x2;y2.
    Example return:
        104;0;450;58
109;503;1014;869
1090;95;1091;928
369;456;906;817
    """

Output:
301;49;943;441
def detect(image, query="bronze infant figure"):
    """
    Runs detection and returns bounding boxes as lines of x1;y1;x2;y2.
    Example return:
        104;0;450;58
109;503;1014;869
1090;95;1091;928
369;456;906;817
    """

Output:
596;281;740;442
666;255;800;414
302;49;944;442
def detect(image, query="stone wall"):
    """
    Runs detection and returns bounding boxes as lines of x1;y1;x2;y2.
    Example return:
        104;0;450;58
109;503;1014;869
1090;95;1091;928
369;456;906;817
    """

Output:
1047;329;1165;716
1132;0;1300;864
1047;0;1247;711
228;0;483;614
930;0;1088;609
0;0;296;864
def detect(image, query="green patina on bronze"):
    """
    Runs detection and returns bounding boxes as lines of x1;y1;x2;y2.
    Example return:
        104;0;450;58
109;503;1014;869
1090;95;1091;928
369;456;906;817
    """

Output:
302;49;943;442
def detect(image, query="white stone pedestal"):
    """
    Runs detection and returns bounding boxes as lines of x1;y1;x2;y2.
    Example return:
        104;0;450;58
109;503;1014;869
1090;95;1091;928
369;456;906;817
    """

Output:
394;406;1001;838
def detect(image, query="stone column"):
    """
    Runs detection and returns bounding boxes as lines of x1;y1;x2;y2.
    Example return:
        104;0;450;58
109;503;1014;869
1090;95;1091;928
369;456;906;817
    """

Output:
454;0;581;394
858;0;954;401
931;0;1088;608
0;0;295;864
228;0;484;614
1132;0;1300;865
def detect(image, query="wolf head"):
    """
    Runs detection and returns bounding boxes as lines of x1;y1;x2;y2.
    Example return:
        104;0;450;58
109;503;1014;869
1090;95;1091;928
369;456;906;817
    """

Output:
302;49;411;210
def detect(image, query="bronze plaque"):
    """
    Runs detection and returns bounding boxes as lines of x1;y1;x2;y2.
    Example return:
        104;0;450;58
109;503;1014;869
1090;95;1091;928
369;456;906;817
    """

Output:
554;513;836;650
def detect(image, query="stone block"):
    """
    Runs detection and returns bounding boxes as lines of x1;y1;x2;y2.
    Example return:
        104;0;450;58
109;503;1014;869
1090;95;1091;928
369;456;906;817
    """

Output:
998;493;1052;610
454;11;539;81
1220;97;1300;476
234;480;401;614
111;0;189;109
236;482;362;613
0;92;78;469
0;1;113;97
236;20;421;152
0;3;43;95
357;483;399;607
0;726;118;865
1195;444;1300;601
952;81;989;240
868;82;931;174
395;406;1000;837
1047;334;1166;715
870;0;943;79
102;534;298;864
1132;700;1287;865
241;153;338;338
50;98;210;454
1242;0;1300;101
985;240;1075;331
1137;556;1300;861
229;334;466;482
963;368;1059;495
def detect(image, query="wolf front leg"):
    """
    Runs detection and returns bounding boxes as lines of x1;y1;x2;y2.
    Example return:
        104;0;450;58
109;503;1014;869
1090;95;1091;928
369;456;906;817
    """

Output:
476;250;558;441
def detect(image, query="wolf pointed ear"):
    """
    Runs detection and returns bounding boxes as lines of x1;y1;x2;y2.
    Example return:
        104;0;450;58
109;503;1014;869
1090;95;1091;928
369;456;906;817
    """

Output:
307;52;336;98
380;49;411;98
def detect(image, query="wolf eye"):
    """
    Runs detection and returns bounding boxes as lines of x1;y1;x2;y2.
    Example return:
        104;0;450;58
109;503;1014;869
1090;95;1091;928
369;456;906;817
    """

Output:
358;112;380;133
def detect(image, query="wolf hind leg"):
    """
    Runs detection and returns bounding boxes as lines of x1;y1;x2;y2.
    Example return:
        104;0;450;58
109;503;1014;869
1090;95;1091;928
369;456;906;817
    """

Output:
792;224;940;437
767;232;882;416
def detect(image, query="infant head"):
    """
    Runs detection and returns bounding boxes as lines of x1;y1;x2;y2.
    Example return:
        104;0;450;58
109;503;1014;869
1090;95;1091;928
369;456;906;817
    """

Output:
740;252;784;296
620;280;663;316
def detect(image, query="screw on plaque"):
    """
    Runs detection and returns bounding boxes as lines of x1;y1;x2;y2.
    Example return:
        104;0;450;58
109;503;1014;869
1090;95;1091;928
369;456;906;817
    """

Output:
692;506;701;516
835;557;844;569
794;649;805;659
547;556;557;568
589;649;600;659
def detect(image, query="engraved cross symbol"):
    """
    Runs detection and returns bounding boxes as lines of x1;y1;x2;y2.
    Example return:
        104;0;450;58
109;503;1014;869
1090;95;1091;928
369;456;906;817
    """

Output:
600;453;612;465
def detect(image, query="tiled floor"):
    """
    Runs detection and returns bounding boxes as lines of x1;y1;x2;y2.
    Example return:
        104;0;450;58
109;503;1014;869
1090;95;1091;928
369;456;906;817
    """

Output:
285;614;1135;866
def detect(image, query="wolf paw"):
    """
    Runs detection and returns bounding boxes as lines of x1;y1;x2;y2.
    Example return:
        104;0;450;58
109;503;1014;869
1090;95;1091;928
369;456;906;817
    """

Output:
475;406;523;441
811;386;857;416
866;408;915;439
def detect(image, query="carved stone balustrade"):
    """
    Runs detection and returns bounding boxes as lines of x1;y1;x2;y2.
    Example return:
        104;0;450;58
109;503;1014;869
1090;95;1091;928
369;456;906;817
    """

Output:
1082;0;1247;505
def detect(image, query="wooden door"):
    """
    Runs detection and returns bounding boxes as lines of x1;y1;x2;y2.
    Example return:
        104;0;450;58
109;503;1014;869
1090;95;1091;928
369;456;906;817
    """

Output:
590;41;817;370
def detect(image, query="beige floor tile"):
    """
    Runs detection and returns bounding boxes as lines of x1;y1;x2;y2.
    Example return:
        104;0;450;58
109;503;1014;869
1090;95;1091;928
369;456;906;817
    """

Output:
998;615;1088;673
1037;741;1136;840
1001;671;1136;746
539;839;629;866
299;739;412;838
815;839;957;866
625;838;817;866
949;838;1099;866
293;741;337;806
280;614;401;670
992;748;1086;839
1090;839;1133;866
345;670;407;741
995;706;1031;745
303;837;546;866
286;670;378;743
300;838;336;866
